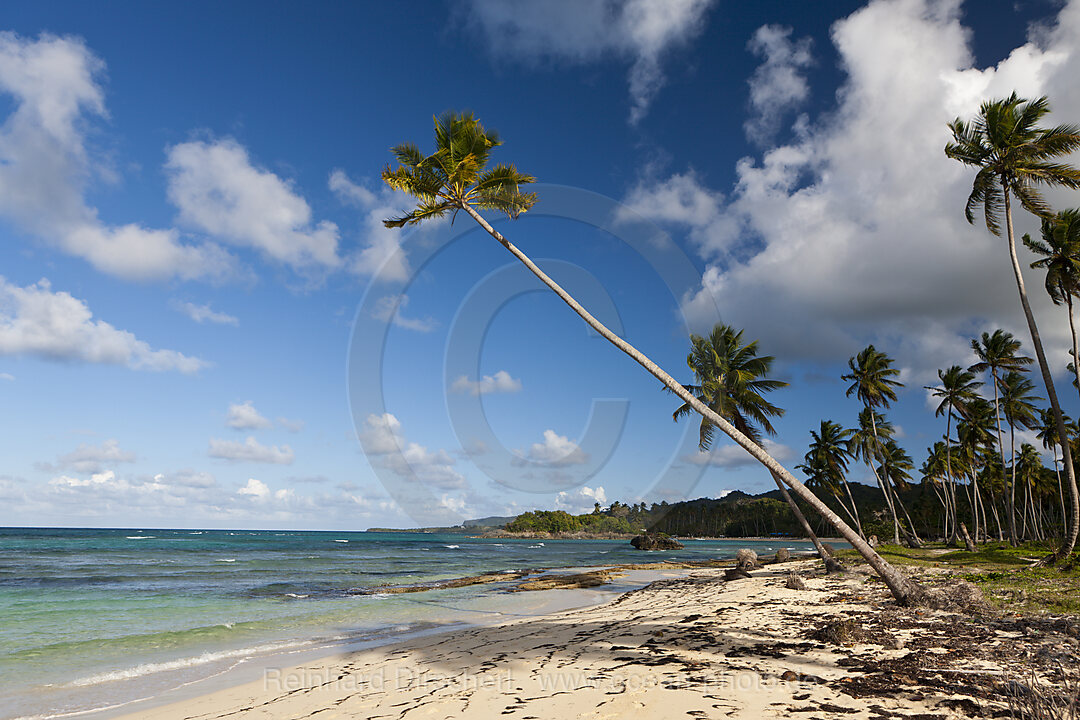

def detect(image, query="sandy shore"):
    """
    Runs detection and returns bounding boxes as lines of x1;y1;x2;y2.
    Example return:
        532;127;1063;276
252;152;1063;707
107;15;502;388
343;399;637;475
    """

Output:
108;559;1078;719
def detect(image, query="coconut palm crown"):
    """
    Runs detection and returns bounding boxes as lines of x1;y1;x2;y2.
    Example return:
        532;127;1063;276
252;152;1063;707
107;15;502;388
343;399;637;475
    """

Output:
945;93;1080;235
382;111;537;228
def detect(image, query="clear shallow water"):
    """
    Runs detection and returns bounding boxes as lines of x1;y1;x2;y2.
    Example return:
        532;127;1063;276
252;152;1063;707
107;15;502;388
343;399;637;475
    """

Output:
0;527;817;719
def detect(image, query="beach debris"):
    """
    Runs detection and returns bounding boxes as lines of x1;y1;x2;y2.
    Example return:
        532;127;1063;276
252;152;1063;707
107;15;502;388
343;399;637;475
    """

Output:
630;533;684;550
735;548;761;570
811;618;868;645
724;567;753;581
508;569;618;592
825;556;847;574
785;572;807;591
774;547;791;563
959;523;977;552
867;535;879;548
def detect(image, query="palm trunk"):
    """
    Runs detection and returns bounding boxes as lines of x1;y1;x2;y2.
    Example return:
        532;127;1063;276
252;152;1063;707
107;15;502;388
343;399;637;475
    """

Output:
839;477;864;538
462;203;927;603
990;369;1016;544
867;411;901;545
1067;293;1080;407
771;473;831;565
1003;188;1080;557
944;412;959;544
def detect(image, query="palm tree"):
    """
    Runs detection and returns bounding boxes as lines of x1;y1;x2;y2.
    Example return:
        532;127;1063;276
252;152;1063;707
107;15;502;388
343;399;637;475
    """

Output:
925;366;983;544
956;397;998;541
849;407;904;544
999;370;1042;541
878;438;921;543
969;330;1033;544
1036;407;1070;533
1025;209;1080;406
799;420;861;537
1016;444;1046;540
382;111;927;602
671;324;833;564
946;93;1080;558
842;346;904;544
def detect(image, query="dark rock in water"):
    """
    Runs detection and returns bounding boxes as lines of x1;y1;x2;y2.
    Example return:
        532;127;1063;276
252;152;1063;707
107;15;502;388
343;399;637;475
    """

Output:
724;567;752;581
774;547;791;563
630;533;684;551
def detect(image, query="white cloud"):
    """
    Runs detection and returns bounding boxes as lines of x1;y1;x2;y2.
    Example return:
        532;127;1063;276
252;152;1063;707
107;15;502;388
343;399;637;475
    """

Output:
0;372;12;381
208;436;294;464
50;469;118;488
555;485;607;513
0;32;229;281
0;277;206;373
54;438;136;474
520;429;589;466
627;0;1080;383
684;439;792;468
237;477;270;499
226;401;271;430
463;0;714;123
371;294;437;332
330;169;416;283
173;301;238;326
618;171;734;257
450;370;523;396
358;413;465;489
166;139;341;271
745;24;814;145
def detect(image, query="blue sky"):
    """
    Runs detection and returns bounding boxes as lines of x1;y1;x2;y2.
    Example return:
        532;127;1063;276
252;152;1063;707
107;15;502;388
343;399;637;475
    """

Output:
2;0;1080;530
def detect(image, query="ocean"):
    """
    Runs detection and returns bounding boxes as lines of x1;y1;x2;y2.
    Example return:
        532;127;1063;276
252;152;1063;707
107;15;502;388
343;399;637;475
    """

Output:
0;527;819;719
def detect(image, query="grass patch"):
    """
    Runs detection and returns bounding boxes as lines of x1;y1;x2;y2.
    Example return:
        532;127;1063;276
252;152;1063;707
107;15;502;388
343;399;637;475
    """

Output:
835;541;1080;615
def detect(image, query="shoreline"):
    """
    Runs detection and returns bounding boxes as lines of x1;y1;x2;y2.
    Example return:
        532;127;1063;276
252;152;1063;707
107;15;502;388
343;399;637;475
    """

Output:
99;557;1057;720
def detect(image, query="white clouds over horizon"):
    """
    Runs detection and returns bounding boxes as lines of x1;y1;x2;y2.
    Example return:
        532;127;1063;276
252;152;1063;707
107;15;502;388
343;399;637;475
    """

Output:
0;277;206;373
208;436;295;465
463;0;714;124
358;413;466;490
520;430;589;467
625;0;1080;383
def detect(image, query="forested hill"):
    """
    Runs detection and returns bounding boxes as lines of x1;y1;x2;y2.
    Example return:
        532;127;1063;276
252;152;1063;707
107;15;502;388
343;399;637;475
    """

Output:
503;482;934;539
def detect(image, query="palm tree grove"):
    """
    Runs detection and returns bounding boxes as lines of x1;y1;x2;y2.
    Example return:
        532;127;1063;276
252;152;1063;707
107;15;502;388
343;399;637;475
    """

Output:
382;100;1080;619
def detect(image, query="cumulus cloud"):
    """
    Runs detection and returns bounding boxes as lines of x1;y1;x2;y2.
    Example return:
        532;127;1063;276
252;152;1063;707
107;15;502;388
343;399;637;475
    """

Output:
450;370;523;396
358;413;465;489
50;438;136;474
225;401;272;430
0;32;229;281
0;277;206;372
463;0;714;123
745;24;814;145
519;430;589;466
371;294;437;332
165;139;341;271
0;373;12;381
626;0;1080;383
208;436;294;464
554;485;607;513
683;439;793;468
173;301;238;326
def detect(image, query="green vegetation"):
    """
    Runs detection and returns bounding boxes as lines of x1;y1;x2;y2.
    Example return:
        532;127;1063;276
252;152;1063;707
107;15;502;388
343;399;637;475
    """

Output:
833;542;1080;614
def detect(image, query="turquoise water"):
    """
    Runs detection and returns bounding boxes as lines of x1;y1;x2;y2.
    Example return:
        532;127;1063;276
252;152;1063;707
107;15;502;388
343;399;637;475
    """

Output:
0;528;816;719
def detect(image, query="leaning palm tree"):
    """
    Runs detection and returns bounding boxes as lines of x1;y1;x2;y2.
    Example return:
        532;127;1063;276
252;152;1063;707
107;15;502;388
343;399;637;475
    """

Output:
671;324;834;565
969;330;1033;544
1025;209;1080;406
382;111;926;602
946;93;1080;558
842;346;904;543
925;365;983;544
